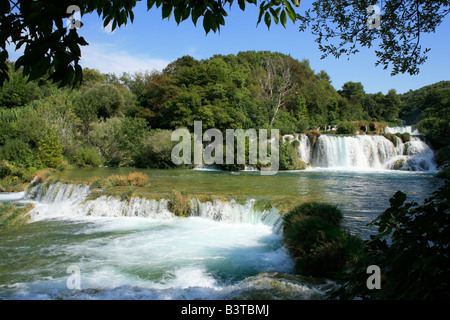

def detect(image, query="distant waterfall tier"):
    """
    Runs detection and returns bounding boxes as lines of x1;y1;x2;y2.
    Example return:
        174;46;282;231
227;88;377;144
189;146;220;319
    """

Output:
294;134;436;171
25;182;283;230
385;126;421;135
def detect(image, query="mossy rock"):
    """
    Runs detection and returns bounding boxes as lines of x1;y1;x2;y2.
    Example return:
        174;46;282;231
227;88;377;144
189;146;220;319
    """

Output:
391;158;406;170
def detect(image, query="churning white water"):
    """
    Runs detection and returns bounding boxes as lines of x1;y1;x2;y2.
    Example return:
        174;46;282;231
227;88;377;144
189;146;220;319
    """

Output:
0;182;321;300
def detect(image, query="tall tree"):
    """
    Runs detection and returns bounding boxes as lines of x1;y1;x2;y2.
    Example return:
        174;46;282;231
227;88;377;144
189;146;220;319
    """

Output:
258;56;294;126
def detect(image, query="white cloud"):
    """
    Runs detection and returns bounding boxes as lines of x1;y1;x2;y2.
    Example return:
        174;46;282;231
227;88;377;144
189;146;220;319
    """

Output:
80;43;170;75
102;22;115;35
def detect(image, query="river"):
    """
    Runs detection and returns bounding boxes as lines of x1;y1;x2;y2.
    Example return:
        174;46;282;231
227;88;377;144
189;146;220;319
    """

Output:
0;167;441;299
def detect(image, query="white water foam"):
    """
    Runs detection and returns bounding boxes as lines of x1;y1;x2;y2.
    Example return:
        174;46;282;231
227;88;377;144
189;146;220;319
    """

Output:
385;126;421;135
1;182;299;300
25;182;285;234
0;191;26;202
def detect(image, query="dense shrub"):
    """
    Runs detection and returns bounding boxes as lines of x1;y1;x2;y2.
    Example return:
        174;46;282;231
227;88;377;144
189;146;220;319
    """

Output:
417;117;449;150
337;121;359;134
283;202;363;277
76;146;104;167
279;140;308;171
37;131;63;168
89;172;150;188
134;130;178;169
0;139;34;166
383;132;400;147
0;160;36;191
396;132;411;143
127;172;149;187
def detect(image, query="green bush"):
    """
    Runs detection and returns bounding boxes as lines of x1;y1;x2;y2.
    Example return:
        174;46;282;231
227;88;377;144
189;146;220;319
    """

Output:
279;140;308;171
0;160;36;190
283;202;363;277
383;132;400;147
284;202;343;225
337;122;359;134
76;146;104;167
37;131;63;168
396;132;411;143
417;117;450;150
134;130;178;169
0;139;34;166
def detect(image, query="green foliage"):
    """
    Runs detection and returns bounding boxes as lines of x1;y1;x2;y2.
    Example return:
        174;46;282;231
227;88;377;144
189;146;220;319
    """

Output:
298;1;449;76
283;202;363;277
76;146;104;167
0;160;36;192
396;132;411;143
331;181;450;300
400;81;450;124
134;130;181;169
0;139;34;166
383;132;400;147
37;131;63;168
337;122;359;135
279;140;308;170
89;116;147;166
417;117;450;150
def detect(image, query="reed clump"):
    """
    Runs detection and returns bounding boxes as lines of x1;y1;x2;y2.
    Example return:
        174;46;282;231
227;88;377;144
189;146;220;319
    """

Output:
168;190;191;217
88;172;150;188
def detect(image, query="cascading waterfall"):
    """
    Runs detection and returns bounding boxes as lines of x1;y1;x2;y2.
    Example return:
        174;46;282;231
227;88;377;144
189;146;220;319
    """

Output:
311;135;399;169
25;182;284;230
0;181;308;300
384;137;436;171
385;125;421;135
292;132;436;171
297;134;312;164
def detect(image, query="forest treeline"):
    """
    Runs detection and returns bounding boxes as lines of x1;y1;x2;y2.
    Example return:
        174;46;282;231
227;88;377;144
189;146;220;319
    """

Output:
0;51;448;190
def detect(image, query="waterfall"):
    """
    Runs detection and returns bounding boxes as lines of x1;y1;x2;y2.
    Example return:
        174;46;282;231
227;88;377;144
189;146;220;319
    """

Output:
295;134;436;171
311;135;398;169
190;198;283;230
385;137;437;171
25;182;283;230
385;126;421;135
297;134;312;164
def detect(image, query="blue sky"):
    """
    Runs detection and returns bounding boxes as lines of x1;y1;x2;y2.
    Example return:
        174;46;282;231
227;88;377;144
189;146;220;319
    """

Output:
22;2;450;94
